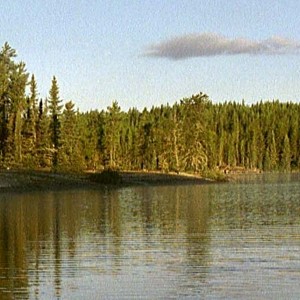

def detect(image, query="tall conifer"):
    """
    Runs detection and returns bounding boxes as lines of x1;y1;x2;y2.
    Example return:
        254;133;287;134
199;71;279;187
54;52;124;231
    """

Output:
48;76;63;169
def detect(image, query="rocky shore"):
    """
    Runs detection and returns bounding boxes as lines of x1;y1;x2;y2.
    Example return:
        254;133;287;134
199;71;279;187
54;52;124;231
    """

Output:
0;169;214;193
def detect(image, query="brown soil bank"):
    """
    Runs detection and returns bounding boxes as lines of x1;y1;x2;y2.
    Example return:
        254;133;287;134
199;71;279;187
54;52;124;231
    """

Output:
0;170;215;193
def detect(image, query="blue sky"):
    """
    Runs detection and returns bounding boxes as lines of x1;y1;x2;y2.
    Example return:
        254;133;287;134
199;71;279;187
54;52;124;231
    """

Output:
1;0;300;111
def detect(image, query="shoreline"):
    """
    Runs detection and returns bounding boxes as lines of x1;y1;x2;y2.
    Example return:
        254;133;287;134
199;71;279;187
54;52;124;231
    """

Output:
0;170;91;193
0;169;215;193
119;170;215;186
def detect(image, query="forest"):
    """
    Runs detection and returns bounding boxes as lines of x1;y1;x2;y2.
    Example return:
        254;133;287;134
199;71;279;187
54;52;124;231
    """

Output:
0;42;299;175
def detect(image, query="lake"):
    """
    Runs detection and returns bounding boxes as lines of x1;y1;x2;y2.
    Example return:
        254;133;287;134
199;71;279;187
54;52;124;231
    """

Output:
0;173;299;299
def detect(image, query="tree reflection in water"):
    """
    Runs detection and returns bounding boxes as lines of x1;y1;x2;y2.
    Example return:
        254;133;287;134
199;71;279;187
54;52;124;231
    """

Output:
0;174;299;298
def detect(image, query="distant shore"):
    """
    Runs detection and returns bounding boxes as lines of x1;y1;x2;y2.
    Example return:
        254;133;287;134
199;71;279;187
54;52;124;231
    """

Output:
0;169;216;193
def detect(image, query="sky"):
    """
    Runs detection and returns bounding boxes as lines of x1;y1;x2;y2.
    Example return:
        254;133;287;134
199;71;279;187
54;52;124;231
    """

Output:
1;0;300;111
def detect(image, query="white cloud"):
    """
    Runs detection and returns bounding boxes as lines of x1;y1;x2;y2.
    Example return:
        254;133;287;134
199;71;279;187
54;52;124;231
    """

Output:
144;33;300;60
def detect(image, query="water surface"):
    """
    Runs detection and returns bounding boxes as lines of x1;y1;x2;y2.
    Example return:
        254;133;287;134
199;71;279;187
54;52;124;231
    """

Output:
0;173;299;299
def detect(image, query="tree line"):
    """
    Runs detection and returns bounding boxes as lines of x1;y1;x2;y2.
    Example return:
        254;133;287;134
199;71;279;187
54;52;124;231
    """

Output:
1;43;299;173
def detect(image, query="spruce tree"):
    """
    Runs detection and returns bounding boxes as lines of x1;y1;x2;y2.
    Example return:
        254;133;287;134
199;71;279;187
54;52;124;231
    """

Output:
22;74;38;168
0;43;14;162
104;101;122;169
5;61;28;166
281;134;291;171
48;76;63;170
58;101;85;171
36;99;51;168
0;43;28;167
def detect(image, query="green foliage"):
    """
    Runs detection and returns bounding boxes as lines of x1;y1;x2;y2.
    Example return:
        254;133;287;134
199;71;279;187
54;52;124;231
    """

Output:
0;43;28;167
36;99;51;168
22;74;38;168
57;101;85;172
281;134;291;172
103;101;122;169
48;76;62;169
0;42;299;175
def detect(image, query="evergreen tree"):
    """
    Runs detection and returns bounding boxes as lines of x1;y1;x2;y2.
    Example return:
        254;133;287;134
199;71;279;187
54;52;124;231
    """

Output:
0;43;29;167
5;61;28;166
137;108;157;171
125;108;140;170
79;110;104;170
288;106;299;169
1;42;300;174
36;99;51;168
103;101;122;169
48;76;63;170
58;101;85;171
171;104;184;172
269;130;278;170
180;94;209;173
0;43;14;162
281;134;291;171
22;74;38;168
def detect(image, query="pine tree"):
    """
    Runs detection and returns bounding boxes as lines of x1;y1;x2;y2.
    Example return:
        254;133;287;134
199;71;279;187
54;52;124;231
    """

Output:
171;104;184;172
103;101;122;169
0;43;15;162
137;108;157;171
36;99;51;168
48;76;63;170
58;101;85;172
5;61;28;166
79;110;104;170
281;134;291;171
269;130;278;170
288;107;298;169
125;108;140;170
0;43;28;167
180;94;209;173
22;74;38;168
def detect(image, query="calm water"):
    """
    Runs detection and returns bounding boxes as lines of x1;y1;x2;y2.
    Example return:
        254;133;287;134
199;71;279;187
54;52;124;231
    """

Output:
0;173;300;299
